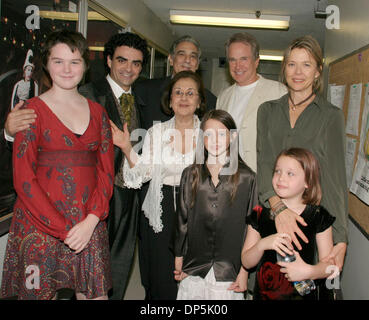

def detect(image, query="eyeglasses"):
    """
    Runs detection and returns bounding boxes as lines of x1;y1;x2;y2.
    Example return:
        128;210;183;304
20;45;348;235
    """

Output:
172;89;199;98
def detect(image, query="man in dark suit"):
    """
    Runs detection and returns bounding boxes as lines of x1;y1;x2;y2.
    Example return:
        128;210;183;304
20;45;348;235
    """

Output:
134;35;217;130
79;32;149;300
134;35;217;299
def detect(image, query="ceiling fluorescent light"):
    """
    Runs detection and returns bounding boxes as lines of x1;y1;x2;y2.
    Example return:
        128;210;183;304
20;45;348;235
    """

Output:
170;10;290;30
259;55;284;61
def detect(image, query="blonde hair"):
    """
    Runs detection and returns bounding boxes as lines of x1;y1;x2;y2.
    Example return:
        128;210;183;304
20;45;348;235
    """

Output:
280;35;323;93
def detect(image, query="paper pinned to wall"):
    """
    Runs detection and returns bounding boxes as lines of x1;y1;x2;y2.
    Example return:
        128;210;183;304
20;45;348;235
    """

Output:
350;83;369;204
346;137;357;186
329;84;346;110
346;83;362;136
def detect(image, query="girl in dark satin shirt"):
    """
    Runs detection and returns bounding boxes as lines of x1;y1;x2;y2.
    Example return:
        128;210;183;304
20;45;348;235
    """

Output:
173;109;258;300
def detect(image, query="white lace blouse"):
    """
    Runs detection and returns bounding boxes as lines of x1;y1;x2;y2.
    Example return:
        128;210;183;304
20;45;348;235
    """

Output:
123;116;200;233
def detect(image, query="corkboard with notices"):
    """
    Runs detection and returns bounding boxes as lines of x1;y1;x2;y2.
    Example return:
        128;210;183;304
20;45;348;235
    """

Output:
328;44;369;238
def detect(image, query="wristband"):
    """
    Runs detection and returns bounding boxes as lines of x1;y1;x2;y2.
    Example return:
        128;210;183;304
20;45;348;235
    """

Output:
270;202;288;220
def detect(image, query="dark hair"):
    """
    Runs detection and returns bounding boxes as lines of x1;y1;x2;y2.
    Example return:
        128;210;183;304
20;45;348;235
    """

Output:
41;29;89;84
161;70;206;117
190;109;241;207
275;148;322;205
225;32;260;61
280;35;323;93
103;32;149;73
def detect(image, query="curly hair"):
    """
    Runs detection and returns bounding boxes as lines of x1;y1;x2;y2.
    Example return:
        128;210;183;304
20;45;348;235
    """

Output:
103;32;149;73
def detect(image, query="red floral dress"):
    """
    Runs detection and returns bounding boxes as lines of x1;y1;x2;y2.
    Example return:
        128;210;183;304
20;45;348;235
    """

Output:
1;97;114;299
247;205;335;300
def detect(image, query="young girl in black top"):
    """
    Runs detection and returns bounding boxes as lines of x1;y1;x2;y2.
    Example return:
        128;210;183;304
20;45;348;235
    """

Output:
173;109;258;300
242;148;336;300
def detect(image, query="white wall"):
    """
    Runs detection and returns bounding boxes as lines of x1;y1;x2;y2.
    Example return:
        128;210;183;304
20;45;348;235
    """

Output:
340;220;369;299
210;58;232;97
324;0;369;300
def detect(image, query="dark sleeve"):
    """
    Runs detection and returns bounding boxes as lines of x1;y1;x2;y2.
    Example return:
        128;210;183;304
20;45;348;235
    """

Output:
0;129;13;151
246;206;263;232
0;129;14;196
320;108;348;243
173;166;192;257
205;89;217;111
314;206;336;234
246;171;259;218
79;83;97;102
256;102;277;207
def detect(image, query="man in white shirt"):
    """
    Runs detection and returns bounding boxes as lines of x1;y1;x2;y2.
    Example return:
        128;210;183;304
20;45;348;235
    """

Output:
216;32;287;172
78;32;148;300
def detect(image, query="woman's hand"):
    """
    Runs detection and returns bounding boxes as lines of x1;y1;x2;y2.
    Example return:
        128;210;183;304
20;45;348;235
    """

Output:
174;270;188;282
259;233;294;257
228;267;248;293
109;120;132;154
275;208;308;250
321;242;346;279
174;257;188;281
277;250;311;282
64;214;99;254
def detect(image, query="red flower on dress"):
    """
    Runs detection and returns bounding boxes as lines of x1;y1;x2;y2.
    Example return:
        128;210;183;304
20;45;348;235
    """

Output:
258;262;294;300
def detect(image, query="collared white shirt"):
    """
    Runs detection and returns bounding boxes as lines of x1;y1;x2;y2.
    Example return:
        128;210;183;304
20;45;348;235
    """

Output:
106;74;132;100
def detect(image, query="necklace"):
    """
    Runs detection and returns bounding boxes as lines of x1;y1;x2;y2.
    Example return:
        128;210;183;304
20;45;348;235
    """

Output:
289;91;315;111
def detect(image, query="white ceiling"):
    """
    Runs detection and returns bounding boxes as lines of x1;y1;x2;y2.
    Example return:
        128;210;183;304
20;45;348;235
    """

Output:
142;0;328;59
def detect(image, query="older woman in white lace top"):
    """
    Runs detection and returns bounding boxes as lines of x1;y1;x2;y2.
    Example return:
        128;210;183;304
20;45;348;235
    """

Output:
110;70;208;299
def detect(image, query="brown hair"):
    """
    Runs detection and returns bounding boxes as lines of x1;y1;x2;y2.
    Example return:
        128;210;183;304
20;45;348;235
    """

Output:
41;29;89;84
225;32;260;61
280;35;323;93
190;109;241;207
275;148;322;205
161;70;206;117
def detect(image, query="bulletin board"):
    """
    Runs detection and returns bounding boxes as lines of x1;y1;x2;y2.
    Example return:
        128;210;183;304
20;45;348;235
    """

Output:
328;44;369;238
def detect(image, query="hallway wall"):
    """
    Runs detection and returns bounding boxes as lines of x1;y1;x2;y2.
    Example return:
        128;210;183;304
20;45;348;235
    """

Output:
324;0;369;300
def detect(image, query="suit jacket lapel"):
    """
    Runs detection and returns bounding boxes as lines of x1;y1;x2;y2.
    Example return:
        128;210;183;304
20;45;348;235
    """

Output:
132;89;145;128
96;78;123;129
